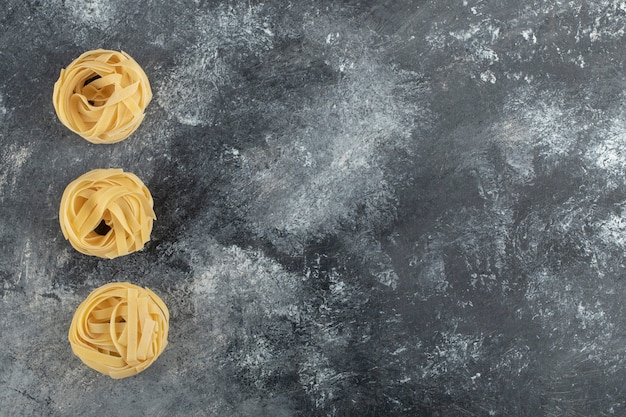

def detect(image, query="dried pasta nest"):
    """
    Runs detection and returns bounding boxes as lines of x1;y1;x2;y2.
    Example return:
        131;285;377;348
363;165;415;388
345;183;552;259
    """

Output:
68;282;169;379
59;168;156;259
53;49;152;144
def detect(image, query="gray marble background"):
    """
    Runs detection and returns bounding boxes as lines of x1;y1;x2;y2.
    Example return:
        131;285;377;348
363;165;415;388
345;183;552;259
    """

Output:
2;0;626;416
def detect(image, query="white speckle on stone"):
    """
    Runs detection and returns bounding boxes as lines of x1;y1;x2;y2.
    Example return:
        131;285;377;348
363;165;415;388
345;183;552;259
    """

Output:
490;26;501;41
521;29;537;44
0;93;6;116
574;54;585;68
477;47;499;64
326;32;339;44
450;24;481;42
480;70;496;84
576;303;607;330
392;347;407;355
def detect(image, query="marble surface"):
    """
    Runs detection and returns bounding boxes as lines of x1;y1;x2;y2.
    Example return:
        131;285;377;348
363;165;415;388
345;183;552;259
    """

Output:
2;0;626;415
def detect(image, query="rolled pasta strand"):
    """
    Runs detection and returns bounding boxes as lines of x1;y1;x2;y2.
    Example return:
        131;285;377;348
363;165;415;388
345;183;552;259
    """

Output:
69;282;169;379
53;49;152;144
59;168;156;259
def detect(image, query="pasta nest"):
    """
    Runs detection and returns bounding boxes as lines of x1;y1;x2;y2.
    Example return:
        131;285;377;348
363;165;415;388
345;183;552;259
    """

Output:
59;168;156;259
53;49;152;144
69;282;169;379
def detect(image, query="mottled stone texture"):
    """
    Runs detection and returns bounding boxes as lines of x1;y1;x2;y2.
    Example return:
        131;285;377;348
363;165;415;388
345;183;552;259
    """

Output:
2;1;626;416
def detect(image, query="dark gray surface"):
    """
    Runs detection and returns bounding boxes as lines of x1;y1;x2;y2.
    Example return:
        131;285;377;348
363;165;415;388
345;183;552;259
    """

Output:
1;0;626;416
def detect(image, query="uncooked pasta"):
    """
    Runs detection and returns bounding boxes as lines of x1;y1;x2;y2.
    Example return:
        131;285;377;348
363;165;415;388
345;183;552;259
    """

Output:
53;49;152;144
59;168;156;259
68;282;169;379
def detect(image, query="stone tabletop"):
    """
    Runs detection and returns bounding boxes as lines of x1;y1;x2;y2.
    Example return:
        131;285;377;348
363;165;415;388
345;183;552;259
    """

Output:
2;1;626;416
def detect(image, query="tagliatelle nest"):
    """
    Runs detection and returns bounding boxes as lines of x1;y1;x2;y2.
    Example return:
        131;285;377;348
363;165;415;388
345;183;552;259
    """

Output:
59;168;156;259
68;282;169;379
53;49;152;144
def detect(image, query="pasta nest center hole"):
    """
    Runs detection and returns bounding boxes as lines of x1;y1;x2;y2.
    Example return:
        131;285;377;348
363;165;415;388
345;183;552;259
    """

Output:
93;219;111;236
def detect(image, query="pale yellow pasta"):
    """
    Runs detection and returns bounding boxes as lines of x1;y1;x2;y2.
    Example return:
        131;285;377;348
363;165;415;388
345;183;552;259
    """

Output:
69;282;169;379
59;168;156;259
53;49;152;144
